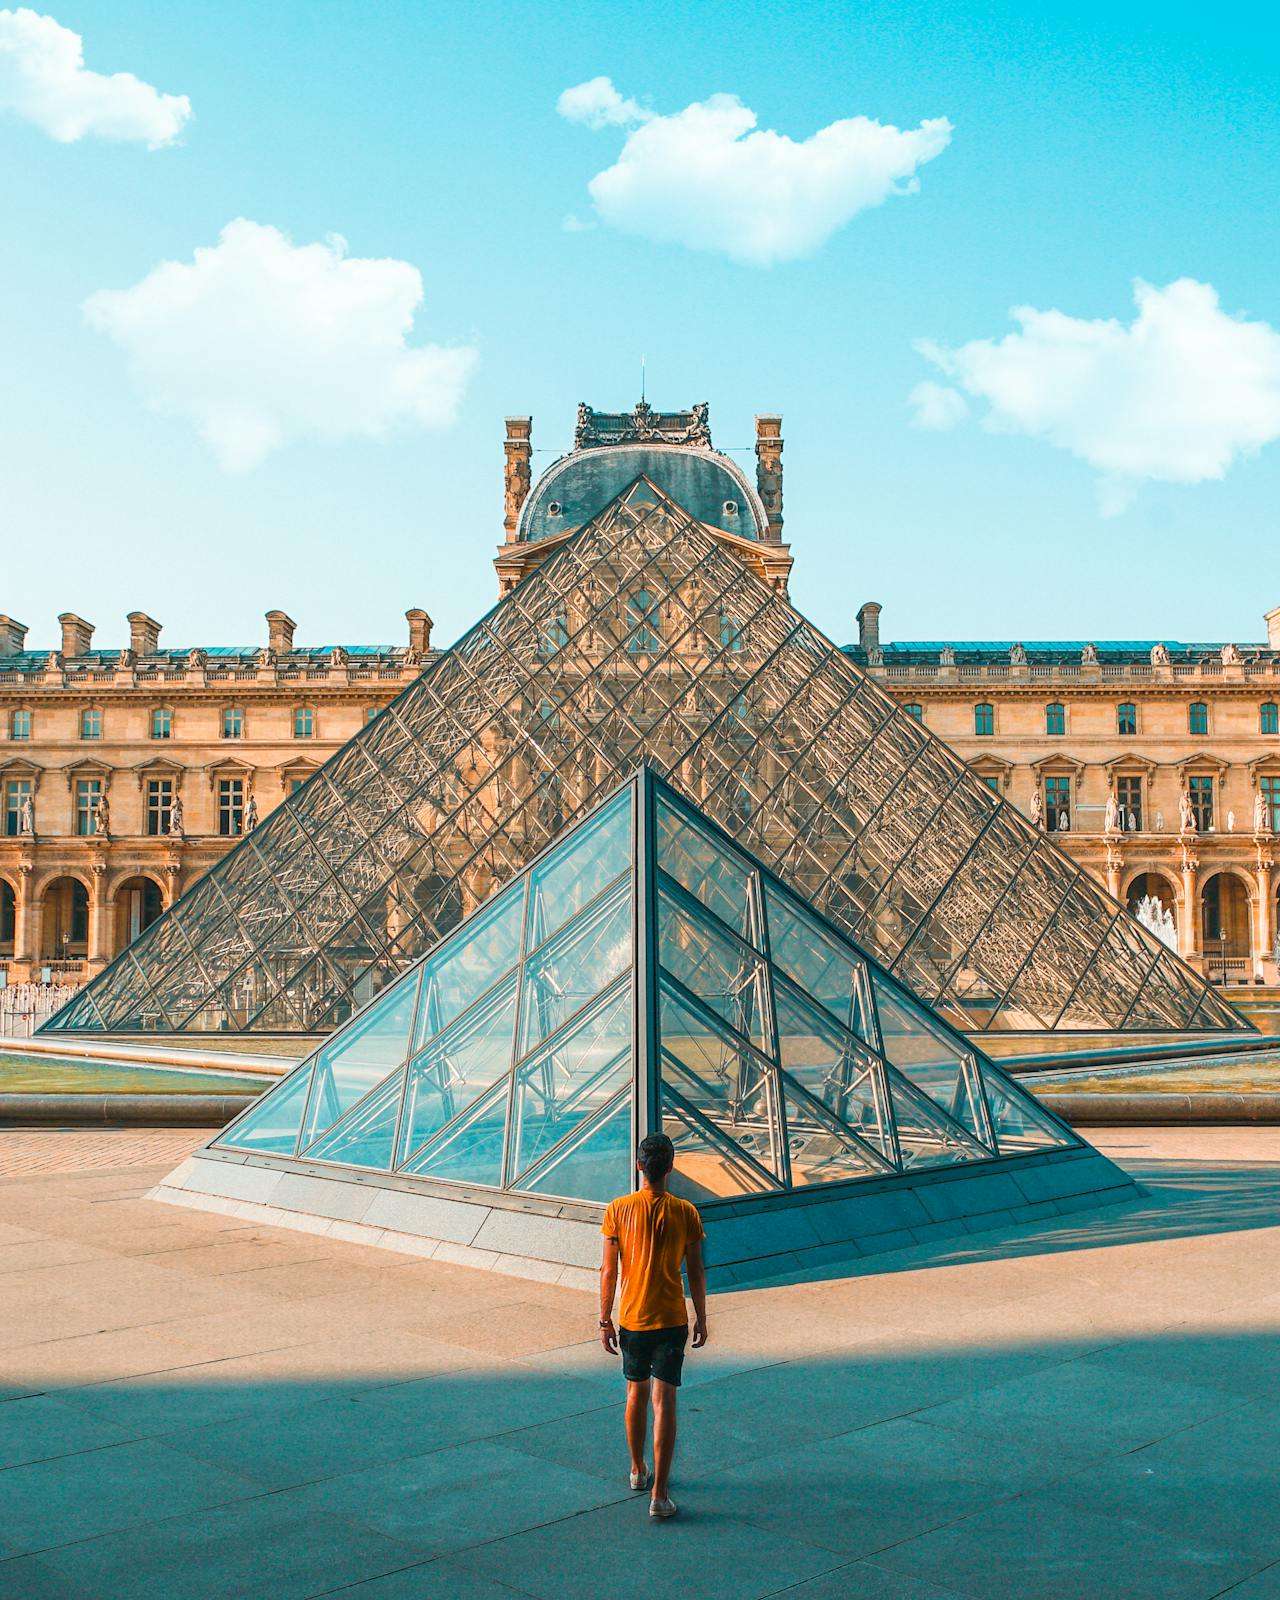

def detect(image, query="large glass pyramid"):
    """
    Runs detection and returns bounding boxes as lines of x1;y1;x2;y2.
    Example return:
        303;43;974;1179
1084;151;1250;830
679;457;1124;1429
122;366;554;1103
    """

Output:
48;477;1243;1038
205;769;1080;1208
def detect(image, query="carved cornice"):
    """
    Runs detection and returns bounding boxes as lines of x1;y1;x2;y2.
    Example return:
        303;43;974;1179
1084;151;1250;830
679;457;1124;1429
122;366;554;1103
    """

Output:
574;400;711;450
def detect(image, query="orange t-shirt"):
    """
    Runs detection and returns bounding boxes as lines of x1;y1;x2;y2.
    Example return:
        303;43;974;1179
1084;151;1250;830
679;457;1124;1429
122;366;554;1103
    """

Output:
602;1189;704;1332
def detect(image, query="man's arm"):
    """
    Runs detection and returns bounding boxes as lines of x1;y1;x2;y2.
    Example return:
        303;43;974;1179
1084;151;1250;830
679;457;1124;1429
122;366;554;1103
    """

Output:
599;1235;620;1353
686;1236;708;1347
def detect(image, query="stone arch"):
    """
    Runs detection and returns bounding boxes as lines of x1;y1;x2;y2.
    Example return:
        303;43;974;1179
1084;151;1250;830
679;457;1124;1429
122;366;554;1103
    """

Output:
0;875;15;954
1124;869;1178;915
1200;869;1254;970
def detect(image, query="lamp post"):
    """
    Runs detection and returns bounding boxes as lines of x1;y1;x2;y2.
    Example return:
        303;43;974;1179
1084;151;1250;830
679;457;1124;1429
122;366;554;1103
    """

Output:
1218;927;1228;987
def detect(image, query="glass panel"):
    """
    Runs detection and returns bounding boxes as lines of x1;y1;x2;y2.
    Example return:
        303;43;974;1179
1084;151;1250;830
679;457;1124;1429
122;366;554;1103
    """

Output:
663;1090;773;1202
304;1068;403;1169
509;983;631;1182
780;1075;884;1188
518;1093;632;1203
403;1079;508;1186
764;884;867;1037
655;796;756;944
525;790;630;952
658;890;768;1049
300;975;420;1147
872;979;992;1148
982;1072;1073;1153
397;978;517;1166
888;1073;987;1171
213;1065;310;1155
657;982;779;1177
413;883;525;1050
519;881;632;1054
771;978;891;1157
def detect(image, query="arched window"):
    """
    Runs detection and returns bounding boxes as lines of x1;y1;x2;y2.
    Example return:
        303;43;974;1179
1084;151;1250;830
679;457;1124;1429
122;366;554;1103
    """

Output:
0;879;15;951
1116;702;1137;736
1044;702;1064;736
974;703;994;736
627;590;661;654
1261;702;1278;735
1188;701;1208;735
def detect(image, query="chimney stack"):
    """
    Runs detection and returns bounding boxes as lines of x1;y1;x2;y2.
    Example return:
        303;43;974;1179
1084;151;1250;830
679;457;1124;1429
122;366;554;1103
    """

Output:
406;608;433;654
58;612;94;659
128;611;162;656
857;602;882;655
0;615;28;658
503;417;533;542
1267;604;1280;651
754;414;783;541
266;610;296;654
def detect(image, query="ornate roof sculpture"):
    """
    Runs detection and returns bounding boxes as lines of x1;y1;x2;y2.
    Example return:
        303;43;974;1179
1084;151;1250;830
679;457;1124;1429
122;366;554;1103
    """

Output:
47;476;1247;1039
574;400;712;450
198;769;1082;1206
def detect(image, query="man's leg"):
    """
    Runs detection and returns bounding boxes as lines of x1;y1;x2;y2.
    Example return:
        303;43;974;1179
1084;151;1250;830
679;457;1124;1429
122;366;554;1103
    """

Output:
625;1378;650;1475
651;1378;677;1501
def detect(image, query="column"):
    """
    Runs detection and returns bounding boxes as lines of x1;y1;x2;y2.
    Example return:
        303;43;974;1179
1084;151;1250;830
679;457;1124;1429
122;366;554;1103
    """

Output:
1256;862;1275;976
13;864;38;974
87;863;111;970
1178;855;1199;960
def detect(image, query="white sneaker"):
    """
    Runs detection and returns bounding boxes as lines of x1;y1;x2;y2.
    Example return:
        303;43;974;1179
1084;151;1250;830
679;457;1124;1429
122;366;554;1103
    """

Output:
649;1496;678;1519
629;1466;651;1491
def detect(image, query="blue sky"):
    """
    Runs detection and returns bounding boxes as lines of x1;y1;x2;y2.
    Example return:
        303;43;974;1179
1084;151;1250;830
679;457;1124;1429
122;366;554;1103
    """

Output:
3;0;1278;653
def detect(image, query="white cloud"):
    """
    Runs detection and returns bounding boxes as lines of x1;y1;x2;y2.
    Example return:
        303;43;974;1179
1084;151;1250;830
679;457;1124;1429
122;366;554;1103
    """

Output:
556;75;648;130
0;8;190;146
909;379;969;430
83;220;477;472
557;77;950;266
916;279;1280;514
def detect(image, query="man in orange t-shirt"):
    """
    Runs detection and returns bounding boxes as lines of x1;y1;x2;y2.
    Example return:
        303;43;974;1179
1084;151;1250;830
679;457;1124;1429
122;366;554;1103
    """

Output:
599;1132;707;1520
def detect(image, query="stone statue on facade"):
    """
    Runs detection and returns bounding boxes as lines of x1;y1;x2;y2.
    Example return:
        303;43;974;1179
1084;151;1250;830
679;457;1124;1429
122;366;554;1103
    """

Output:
1179;790;1196;835
1222;642;1242;665
244;792;259;833
1081;643;1099;665
169;796;184;838
92;791;110;837
1104;794;1120;834
1029;789;1043;828
18;794;34;835
1150;642;1171;666
1227;809;1236;832
1056;809;1071;832
1255;791;1271;833
1010;642;1027;666
1155;809;1165;832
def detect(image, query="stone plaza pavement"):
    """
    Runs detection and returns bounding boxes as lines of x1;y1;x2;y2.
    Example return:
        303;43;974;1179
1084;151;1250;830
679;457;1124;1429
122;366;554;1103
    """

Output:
2;1129;1280;1600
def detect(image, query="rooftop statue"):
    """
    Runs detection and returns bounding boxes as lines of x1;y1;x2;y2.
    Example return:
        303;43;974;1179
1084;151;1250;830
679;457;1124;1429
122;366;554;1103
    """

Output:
575;400;712;451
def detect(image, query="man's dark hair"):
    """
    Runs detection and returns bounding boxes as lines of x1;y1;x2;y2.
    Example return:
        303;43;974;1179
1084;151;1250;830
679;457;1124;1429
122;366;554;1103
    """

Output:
637;1132;675;1181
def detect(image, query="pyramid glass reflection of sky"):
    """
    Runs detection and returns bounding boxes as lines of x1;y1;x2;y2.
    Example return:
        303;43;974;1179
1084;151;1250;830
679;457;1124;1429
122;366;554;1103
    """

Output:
210;770;1078;1208
48;478;1244;1039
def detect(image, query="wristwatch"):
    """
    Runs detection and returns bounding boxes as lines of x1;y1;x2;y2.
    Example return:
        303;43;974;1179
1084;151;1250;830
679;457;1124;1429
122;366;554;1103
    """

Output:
598;1317;613;1326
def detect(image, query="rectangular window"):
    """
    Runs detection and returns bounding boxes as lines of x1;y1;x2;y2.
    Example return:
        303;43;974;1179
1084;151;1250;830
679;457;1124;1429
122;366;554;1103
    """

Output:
74;778;102;837
286;776;308;796
145;778;174;836
221;707;244;739
902;703;923;722
1262;703;1279;735
1044;775;1072;832
719;611;744;653
1262;776;1280;832
9;709;31;740
1115;776;1143;831
79;708;102;740
538;612;570;657
217;777;244;837
974;703;994;736
980;774;1001;794
1189;774;1214;832
1117;702;1137;736
150;707;172;740
1045;703;1065;736
293;706;315;738
365;706;380;724
3;779;32;837
1188;702;1208;735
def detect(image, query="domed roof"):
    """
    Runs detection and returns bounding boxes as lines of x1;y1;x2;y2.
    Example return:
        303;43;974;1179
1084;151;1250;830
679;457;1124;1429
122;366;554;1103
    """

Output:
517;401;767;544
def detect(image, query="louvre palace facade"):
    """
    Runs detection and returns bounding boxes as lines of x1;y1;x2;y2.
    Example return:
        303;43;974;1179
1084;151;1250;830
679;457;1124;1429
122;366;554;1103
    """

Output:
5;399;1275;1043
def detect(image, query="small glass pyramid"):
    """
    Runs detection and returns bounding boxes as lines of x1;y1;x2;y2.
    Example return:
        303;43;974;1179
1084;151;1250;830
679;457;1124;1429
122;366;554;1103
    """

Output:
210;769;1078;1208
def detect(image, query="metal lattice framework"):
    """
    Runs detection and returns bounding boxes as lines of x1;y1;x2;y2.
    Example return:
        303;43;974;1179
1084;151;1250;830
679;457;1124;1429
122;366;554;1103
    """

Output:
206;770;1080;1209
48;477;1245;1037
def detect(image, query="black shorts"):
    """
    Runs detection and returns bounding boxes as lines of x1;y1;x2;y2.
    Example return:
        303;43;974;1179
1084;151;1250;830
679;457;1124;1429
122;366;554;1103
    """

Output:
619;1324;689;1386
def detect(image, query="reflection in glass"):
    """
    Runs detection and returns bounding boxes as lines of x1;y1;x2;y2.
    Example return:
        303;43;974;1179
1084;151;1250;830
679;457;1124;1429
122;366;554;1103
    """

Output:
526;792;630;952
398;979;518;1166
413;886;524;1050
519;883;631;1054
655;797;756;944
520;1094;633;1203
304;1068;403;1168
300;977;420;1148
658;891;768;1049
214;1064;310;1155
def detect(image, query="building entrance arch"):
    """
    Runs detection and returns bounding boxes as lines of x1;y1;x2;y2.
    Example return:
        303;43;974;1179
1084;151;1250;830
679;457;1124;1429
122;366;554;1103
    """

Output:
41;876;89;961
1200;871;1252;980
